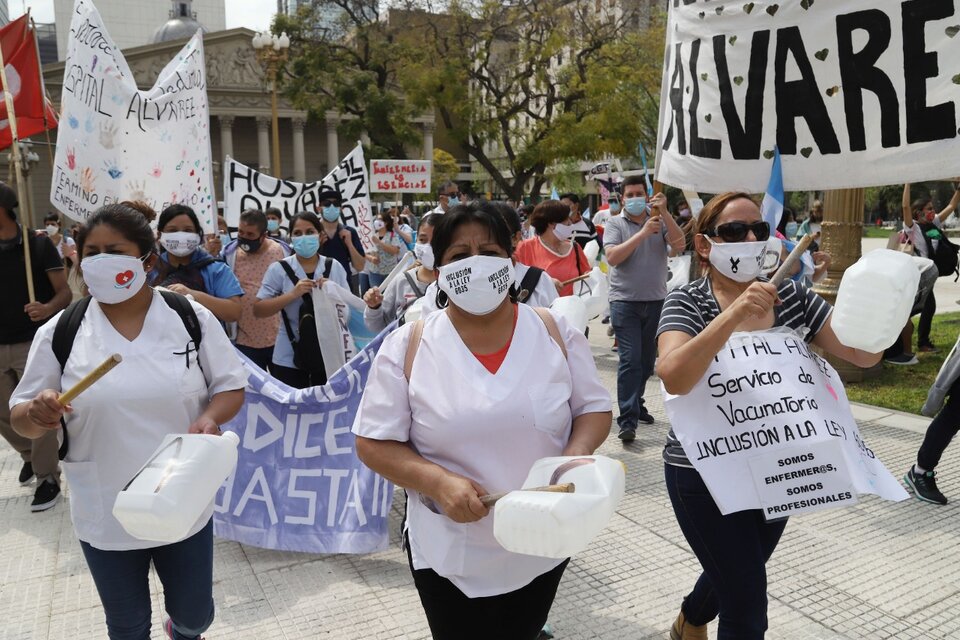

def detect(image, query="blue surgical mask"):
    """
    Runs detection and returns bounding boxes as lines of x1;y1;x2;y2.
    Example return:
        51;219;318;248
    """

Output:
292;234;320;258
322;205;341;222
219;233;231;246
785;221;799;238
609;201;621;214
624;197;648;217
267;219;280;232
447;196;460;207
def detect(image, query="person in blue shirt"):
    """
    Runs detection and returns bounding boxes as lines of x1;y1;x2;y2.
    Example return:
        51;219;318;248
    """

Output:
316;189;366;294
149;204;244;322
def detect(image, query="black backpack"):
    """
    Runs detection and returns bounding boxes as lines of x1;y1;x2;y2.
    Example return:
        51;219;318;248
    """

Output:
279;259;334;380
50;290;202;460
516;266;545;303
920;223;960;279
152;256;218;292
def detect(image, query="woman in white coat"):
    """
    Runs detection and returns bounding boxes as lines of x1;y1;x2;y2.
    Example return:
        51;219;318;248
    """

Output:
353;204;612;639
10;203;248;640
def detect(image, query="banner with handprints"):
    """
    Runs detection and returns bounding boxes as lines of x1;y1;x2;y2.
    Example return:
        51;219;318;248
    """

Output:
50;0;216;231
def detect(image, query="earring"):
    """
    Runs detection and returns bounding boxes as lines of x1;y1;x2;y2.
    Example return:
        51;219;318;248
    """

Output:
435;288;448;309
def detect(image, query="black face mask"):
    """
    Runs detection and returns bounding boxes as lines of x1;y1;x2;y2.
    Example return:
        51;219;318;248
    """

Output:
239;236;263;253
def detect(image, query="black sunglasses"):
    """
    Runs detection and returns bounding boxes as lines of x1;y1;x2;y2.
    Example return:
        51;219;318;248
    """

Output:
706;221;770;243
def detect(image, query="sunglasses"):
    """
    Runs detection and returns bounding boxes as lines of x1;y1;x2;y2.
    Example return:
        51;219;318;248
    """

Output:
706;221;770;243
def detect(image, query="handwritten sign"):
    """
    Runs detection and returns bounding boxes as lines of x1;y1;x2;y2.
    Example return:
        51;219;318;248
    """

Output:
369;159;431;193
51;0;216;231
655;0;960;192
224;143;374;250
662;329;907;515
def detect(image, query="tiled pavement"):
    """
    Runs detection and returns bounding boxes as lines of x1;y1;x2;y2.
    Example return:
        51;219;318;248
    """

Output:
1;321;958;639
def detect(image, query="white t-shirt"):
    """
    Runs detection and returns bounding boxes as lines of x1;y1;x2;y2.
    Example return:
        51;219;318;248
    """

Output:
352;305;611;597
10;291;248;550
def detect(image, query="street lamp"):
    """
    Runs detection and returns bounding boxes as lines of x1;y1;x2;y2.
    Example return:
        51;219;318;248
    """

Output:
252;30;290;178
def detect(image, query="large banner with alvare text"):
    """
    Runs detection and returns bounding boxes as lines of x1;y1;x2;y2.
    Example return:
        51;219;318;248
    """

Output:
663;329;907;519
655;0;960;193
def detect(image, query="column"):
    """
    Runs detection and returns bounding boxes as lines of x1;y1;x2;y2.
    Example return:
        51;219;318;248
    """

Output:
812;188;876;382
325;115;339;170
292;117;307;182
422;120;435;161
219;115;234;163
256;116;271;174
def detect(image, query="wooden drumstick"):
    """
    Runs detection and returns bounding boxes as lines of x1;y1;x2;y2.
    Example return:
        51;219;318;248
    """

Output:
771;234;814;286
58;354;123;406
560;273;592;287
479;482;575;508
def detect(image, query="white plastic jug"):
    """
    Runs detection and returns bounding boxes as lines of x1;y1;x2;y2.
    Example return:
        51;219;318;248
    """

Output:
573;266;608;320
550;296;588;334
583;240;600;267
493;455;625;558
112;431;241;543
833;249;921;353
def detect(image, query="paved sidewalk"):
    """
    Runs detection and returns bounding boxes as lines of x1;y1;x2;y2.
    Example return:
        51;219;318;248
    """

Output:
2;321;958;639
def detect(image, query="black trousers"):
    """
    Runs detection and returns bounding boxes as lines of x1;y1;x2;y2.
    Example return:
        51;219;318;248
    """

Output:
918;378;960;471
271;364;326;389
405;542;568;640
917;290;937;348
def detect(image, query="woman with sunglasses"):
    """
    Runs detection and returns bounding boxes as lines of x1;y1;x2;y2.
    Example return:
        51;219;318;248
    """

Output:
656;192;882;640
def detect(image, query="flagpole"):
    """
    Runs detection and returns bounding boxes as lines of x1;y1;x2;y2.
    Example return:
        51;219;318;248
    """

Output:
29;15;55;171
0;27;35;302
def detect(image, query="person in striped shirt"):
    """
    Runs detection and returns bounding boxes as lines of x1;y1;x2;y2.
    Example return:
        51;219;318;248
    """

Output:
655;192;883;640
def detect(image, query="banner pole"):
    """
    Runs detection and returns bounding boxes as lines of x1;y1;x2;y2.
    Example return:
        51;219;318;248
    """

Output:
0;26;35;302
29;16;56;171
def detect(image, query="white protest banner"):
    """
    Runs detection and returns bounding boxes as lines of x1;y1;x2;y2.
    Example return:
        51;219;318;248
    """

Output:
369;159;431;193
51;0;216;231
655;0;960;193
663;329;907;517
224;143;374;250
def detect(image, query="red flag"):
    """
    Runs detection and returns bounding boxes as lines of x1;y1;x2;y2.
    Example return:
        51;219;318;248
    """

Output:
0;15;58;150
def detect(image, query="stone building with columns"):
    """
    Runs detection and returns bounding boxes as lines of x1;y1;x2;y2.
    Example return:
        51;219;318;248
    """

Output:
10;26;440;229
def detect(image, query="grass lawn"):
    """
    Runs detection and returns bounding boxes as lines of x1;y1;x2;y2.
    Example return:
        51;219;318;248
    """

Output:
862;226;895;239
845;312;960;414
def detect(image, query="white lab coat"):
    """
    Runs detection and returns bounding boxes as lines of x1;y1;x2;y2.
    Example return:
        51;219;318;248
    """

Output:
10;291;248;550
352;304;610;597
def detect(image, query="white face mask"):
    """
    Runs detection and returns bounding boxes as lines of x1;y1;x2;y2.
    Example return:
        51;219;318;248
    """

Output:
761;237;783;275
414;242;435;270
45;224;59;236
437;255;515;316
553;222;574;241
373;219;386;231
160;231;201;257
707;238;768;283
81;254;147;304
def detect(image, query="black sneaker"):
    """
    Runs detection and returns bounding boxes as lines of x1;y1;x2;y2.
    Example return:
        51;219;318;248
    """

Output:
617;428;636;443
637;409;655;425
31;479;61;512
904;468;947;505
18;461;34;486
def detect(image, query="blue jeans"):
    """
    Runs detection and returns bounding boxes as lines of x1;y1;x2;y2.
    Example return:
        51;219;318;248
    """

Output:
665;465;787;640
609;299;663;429
80;520;215;640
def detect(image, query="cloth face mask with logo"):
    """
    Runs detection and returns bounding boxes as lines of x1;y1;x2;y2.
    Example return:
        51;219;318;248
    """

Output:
437;255;516;315
81;254;148;304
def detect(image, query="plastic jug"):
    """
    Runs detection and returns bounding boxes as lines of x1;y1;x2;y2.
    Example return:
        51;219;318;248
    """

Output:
112;431;241;543
573;266;608;320
833;249;921;353
550;296;588;334
493;455;625;558
583;240;600;267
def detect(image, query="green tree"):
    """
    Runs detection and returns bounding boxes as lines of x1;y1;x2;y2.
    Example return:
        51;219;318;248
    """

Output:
403;0;664;201
431;148;460;198
275;2;421;159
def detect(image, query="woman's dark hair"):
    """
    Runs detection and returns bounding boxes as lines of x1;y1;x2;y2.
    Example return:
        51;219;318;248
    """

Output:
44;212;60;225
482;201;521;236
77;203;156;257
912;198;932;217
418;213;441;232
158;204;203;240
431;203;513;266
378;209;395;233
776;207;795;236
519;204;535;219
529;200;571;235
289;211;323;235
121;200;157;223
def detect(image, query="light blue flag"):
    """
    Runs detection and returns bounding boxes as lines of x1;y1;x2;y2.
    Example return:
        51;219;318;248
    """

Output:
638;143;654;196
550;186;560;200
761;147;784;233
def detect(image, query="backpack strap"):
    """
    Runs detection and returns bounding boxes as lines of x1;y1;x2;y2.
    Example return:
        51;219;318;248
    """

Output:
277;260;303;346
323;257;333;280
517;267;544;303
533;307;567;360
52;297;92;371
574;243;586;275
158;290;202;350
403;318;425;381
403;270;425;299
279;259;300;286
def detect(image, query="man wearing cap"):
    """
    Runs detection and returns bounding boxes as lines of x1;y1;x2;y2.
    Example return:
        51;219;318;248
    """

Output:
0;183;71;511
316;188;366;294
